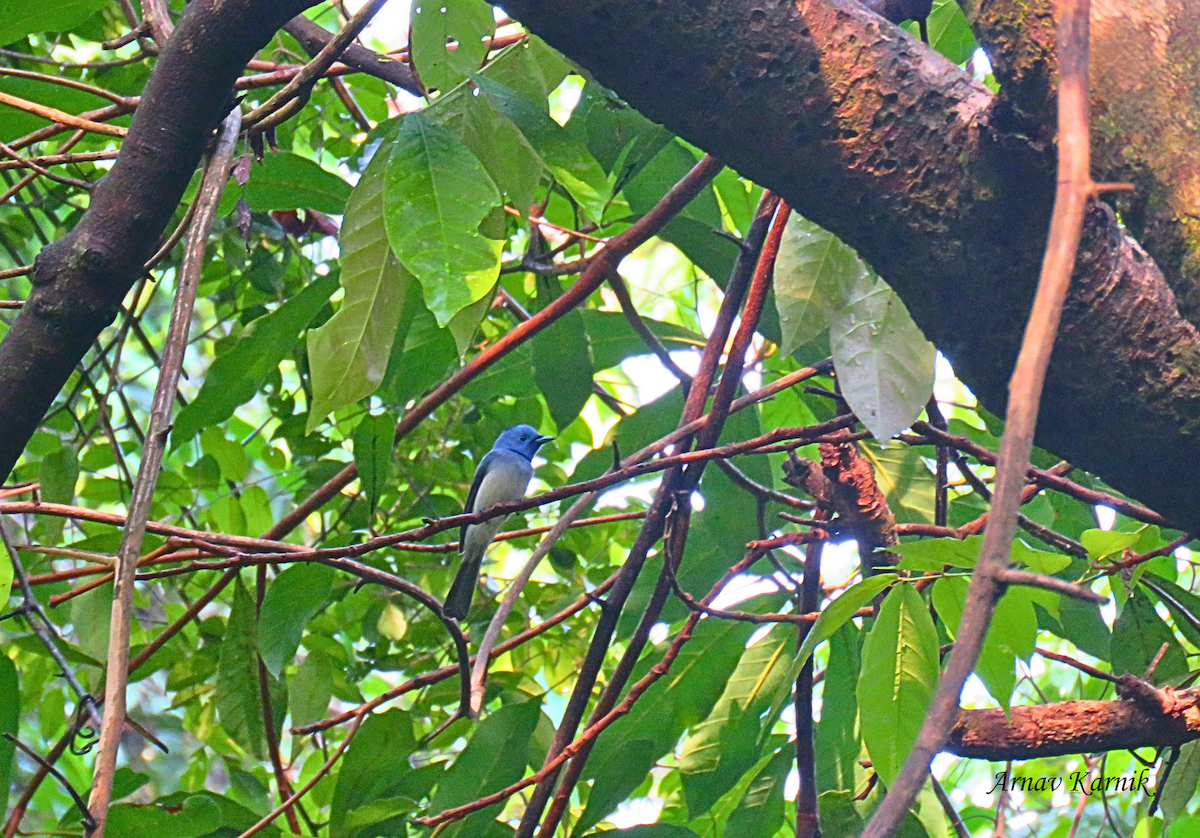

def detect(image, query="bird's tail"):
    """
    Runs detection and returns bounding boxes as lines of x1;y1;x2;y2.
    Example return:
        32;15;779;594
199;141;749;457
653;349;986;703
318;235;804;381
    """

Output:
443;554;482;620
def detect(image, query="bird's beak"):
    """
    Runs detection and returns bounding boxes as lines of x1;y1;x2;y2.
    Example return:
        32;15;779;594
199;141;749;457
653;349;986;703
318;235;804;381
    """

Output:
536;434;555;446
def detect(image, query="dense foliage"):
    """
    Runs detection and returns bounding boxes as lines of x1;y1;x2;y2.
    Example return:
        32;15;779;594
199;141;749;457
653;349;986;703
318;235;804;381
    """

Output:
1;1;1198;837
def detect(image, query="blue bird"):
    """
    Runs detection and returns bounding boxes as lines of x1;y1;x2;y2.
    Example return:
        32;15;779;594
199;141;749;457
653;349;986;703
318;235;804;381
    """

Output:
444;424;554;620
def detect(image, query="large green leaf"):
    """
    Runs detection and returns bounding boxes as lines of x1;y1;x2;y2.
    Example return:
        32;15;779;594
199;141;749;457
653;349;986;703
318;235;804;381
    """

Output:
831;278;936;443
774;215;867;354
383;112;502;325
240;151;352;214
410;0;494;92
330;709;421;838
430;699;544;837
577;619;755;836
680;623;793;817
475;75;614;222
1111;588;1188;684
174;274;337;445
307;145;416;432
215;580;267;759
258;563;336;678
0;0;107;46
857;582;939;787
104;794;221;838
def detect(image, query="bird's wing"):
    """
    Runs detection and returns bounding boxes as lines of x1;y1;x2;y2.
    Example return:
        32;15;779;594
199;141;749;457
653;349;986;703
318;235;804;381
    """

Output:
460;449;497;549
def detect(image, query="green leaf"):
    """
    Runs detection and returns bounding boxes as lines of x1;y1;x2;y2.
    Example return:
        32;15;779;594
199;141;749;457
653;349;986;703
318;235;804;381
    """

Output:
933;575;1023;709
680;623;793;817
0;656;17;815
831;278;936;443
0;530;12;602
481;35;571;102
577;619;755;835
430;699;543;838
353;411;396;515
566;81;672;189
1142;572;1200;650
774;215;867;354
815;623;862;792
1158;739;1200;822
1111;588;1188;684
410;0;494;92
533;284;595;431
331;709;420;838
384;112;502;325
0;0;107;46
923;0;978;65
290;650;333;728
258;563;336;678
174;274;337;445
581;310;705;371
308;144;416;432
425;65;542;214
573;739;658;837
1011;540;1072;575
1081;527;1142;561
857;581;939;786
860;440;936;524
819;789;866;838
724;746;791;838
216;580;267;758
475;75;614;222
104;794;223;838
37;446;78;541
892;536;980;572
765;574;898;727
241;152;352;214
594;827;702;838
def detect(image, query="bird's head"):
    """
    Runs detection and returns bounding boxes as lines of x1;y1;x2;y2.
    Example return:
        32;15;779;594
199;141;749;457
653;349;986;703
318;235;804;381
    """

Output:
494;424;554;460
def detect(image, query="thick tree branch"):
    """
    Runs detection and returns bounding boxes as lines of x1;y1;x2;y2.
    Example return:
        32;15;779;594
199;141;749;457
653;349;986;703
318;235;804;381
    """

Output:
949;693;1200;760
495;0;1200;534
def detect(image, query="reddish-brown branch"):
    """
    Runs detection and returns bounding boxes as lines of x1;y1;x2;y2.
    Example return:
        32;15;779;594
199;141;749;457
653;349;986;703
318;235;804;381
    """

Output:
948;692;1200;760
523;193;780;838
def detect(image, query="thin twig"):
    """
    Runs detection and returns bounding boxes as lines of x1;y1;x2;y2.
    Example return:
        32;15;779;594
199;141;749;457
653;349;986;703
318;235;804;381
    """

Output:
3;734;95;831
85;109;240;838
